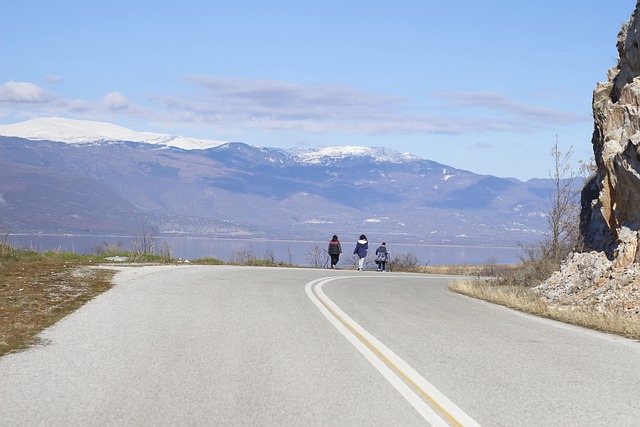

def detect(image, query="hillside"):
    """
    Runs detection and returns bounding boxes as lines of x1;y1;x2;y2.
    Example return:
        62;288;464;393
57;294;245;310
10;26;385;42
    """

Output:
0;118;558;245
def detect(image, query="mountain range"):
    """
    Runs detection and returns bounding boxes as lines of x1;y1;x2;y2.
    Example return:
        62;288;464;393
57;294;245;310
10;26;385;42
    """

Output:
0;117;561;246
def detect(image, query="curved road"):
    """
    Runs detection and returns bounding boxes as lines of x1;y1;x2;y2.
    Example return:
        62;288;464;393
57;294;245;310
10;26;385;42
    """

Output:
1;265;639;426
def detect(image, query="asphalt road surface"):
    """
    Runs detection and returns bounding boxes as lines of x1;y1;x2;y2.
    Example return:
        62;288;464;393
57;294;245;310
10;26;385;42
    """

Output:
1;265;639;426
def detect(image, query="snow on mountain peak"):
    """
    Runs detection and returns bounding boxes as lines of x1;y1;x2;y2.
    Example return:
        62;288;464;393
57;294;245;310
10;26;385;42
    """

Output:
0;117;226;150
290;146;419;164
0;118;423;164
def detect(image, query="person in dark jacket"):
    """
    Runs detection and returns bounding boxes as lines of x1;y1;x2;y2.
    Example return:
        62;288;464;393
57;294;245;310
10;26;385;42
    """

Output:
353;234;368;271
375;242;389;272
328;235;342;269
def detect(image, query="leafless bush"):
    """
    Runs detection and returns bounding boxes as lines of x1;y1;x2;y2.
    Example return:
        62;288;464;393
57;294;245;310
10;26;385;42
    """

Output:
92;242;124;256
306;244;328;268
231;246;282;266
129;217;174;261
546;137;581;263
263;249;276;264
477;257;515;278
389;252;421;272
132;217;157;255
491;139;582;287
158;241;173;262
345;254;371;269
480;257;498;276
232;246;257;264
487;239;562;288
446;264;469;275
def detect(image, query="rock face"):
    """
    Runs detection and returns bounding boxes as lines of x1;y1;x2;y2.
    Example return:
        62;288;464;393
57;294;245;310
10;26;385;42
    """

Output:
537;2;640;318
535;251;640;318
582;2;640;264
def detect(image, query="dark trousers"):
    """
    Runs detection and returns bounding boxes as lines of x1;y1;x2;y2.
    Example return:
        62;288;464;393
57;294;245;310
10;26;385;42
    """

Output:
330;254;340;267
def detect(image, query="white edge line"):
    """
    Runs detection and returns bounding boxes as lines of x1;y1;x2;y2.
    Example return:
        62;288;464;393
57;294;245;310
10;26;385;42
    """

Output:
305;278;448;426
315;278;480;426
306;276;481;427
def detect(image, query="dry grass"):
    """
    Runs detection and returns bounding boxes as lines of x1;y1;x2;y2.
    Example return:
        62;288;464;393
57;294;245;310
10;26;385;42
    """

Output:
0;254;115;357
450;279;640;340
420;264;519;276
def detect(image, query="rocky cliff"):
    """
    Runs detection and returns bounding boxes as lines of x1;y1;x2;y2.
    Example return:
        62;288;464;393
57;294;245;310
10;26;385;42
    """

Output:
536;2;640;318
583;1;640;263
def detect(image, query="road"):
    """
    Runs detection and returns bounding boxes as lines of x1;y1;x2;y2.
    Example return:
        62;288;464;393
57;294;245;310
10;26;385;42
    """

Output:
0;265;639;426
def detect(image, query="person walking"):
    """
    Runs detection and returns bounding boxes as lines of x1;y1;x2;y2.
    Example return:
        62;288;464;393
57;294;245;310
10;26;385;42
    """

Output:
353;234;368;271
328;235;342;269
375;242;389;272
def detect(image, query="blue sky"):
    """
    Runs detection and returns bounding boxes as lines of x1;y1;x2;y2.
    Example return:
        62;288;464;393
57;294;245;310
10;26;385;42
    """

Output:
0;0;635;179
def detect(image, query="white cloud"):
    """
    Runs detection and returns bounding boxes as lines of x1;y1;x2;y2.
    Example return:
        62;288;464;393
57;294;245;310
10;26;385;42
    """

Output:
431;91;589;124
0;81;56;103
146;75;586;135
102;91;132;111
0;77;590;138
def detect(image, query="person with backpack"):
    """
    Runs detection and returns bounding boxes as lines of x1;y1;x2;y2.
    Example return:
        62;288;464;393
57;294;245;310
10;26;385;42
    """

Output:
327;235;342;269
375;242;389;272
353;234;368;271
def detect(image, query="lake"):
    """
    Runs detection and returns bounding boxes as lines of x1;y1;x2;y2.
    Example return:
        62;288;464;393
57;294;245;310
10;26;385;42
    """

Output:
6;234;522;266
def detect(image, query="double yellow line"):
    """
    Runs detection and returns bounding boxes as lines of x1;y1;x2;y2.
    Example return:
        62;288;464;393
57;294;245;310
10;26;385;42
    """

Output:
306;276;480;426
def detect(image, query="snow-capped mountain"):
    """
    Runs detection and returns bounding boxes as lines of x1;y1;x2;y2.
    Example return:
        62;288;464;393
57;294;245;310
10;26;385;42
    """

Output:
0;117;563;245
288;146;419;164
0;117;421;163
0;117;226;150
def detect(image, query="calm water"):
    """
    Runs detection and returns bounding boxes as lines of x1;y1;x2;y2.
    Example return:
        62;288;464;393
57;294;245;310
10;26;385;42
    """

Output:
7;234;521;266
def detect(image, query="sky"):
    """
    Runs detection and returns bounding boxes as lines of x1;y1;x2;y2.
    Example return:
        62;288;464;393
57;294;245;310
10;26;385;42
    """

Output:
0;0;636;180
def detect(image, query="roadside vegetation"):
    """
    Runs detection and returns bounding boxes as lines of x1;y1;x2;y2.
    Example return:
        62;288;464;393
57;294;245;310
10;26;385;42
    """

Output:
449;278;640;340
448;140;640;340
0;236;308;357
0;243;116;357
0;225;196;357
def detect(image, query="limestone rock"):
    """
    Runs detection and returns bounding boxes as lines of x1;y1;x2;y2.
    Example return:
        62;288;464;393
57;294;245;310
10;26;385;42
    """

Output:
582;2;640;260
535;251;640;318
537;2;640;319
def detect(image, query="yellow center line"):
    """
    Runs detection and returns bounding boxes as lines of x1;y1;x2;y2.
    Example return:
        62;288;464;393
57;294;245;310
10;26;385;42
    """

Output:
312;281;464;427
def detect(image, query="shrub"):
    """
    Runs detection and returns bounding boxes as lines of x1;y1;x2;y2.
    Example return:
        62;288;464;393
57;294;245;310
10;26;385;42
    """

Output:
488;239;563;288
92;242;125;256
191;257;224;265
306;244;328;268
230;246;285;267
389;252;421;272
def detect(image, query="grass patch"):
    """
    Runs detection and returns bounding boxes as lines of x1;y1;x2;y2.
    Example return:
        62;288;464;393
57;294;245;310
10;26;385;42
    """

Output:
190;257;225;265
449;279;640;340
0;240;298;357
420;263;519;276
0;248;116;357
0;240;194;357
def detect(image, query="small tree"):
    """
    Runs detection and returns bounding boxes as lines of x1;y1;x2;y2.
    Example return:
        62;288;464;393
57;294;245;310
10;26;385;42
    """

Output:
507;137;584;288
132;216;157;255
546;136;581;263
